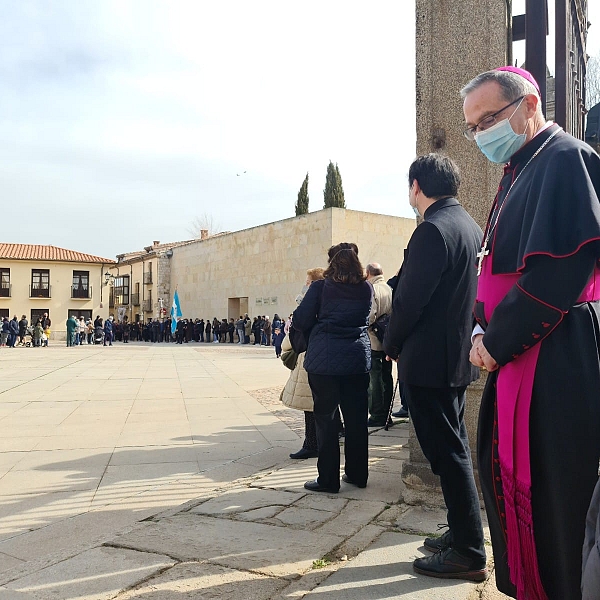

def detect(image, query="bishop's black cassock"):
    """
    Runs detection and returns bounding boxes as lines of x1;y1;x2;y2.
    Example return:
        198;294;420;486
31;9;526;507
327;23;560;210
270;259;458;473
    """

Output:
475;123;600;599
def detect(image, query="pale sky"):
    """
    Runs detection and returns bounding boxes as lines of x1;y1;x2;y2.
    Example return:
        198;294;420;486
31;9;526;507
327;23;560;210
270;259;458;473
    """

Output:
2;1;599;259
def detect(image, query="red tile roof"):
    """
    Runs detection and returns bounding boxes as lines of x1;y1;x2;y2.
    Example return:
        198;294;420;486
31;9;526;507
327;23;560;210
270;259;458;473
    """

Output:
0;244;115;264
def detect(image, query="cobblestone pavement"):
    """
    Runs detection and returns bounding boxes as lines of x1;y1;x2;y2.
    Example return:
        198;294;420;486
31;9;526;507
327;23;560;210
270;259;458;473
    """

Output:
0;343;507;599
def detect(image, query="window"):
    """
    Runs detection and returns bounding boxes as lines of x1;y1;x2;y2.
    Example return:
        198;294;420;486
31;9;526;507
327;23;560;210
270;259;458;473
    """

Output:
72;270;90;299
131;282;140;306
113;276;130;305
31;309;49;324
31;269;50;298
0;269;10;297
68;310;92;320
0;309;9;320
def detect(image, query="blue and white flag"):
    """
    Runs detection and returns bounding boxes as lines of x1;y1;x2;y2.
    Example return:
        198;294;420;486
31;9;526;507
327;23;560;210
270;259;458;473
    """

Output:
171;290;182;335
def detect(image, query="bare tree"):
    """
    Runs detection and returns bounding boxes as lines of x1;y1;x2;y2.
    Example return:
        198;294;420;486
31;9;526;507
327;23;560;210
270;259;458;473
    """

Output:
586;52;600;110
187;212;222;239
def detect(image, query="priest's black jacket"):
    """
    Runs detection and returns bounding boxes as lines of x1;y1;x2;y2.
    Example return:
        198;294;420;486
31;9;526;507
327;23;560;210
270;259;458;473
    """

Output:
383;196;483;388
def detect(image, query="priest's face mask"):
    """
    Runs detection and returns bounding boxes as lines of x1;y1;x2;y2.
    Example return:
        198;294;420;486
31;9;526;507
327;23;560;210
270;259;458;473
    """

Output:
408;181;421;217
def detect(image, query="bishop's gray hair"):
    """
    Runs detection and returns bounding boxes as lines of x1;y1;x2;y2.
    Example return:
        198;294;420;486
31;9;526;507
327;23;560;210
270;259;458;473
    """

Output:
461;70;540;102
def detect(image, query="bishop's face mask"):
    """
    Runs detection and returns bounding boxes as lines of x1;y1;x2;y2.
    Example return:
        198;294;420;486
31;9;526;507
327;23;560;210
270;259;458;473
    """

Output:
475;99;527;164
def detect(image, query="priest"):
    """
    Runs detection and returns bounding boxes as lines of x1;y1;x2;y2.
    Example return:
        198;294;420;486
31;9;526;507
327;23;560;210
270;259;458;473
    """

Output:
461;66;600;600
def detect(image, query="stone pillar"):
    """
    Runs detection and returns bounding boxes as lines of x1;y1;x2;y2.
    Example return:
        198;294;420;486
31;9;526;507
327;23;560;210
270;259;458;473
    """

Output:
157;253;171;316
401;0;508;507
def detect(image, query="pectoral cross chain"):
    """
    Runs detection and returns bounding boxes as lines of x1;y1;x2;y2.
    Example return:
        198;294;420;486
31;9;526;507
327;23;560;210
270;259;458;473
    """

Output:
476;244;489;277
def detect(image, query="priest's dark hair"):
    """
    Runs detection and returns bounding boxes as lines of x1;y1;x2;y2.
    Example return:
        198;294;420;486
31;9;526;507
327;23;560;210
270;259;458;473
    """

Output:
408;154;460;199
324;242;366;284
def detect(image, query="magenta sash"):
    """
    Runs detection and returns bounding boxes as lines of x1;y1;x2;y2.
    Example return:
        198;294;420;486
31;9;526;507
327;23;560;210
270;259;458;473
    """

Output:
477;257;600;600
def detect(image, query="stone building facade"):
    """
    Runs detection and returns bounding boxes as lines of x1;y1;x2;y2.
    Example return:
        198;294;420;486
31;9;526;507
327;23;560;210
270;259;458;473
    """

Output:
108;240;195;323
163;208;416;321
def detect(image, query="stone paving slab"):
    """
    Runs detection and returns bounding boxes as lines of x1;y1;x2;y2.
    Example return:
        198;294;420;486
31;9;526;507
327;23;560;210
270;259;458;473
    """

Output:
317;499;387;537
302;532;478;599
115;562;289;599
189;486;304;516
4;546;174;600
110;513;345;577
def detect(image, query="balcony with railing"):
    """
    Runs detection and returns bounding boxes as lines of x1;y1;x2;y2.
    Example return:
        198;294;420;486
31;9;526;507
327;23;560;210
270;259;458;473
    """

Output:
131;293;140;306
71;286;92;299
142;299;152;312
143;272;153;284
29;285;51;298
0;284;11;298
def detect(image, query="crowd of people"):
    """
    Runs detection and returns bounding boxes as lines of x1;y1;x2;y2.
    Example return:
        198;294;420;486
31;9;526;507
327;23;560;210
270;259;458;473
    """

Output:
283;67;600;600
91;314;289;346
1;64;598;600
0;313;52;348
280;65;600;600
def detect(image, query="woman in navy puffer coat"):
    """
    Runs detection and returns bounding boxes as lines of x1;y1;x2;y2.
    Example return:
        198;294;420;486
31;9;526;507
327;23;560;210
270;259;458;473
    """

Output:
293;242;372;493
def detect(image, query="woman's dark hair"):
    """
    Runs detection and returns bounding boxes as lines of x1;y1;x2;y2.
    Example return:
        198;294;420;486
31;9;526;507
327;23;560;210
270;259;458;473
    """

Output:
323;242;366;284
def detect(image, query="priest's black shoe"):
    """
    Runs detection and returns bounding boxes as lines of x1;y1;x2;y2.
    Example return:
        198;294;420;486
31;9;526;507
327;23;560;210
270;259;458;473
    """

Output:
342;474;367;488
367;418;386;427
304;479;339;493
413;548;488;582
289;448;318;459
423;528;452;553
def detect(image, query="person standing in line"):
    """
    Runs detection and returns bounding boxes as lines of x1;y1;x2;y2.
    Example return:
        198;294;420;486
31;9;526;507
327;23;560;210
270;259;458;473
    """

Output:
252;317;260;344
294;242;372;494
79;317;86;344
462;66;600;599
365;262;393;427
243;316;251;344
66;315;78;347
40;313;51;331
272;327;284;358
18;315;28;346
383;154;486;582
284;267;325;459
8;315;19;348
1;318;9;347
263;316;272;346
123;318;130;343
103;316;114;346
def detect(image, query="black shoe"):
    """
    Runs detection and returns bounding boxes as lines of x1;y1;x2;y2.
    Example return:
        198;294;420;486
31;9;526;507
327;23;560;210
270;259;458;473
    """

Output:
424;527;452;553
413;548;487;582
303;479;339;493
289;448;318;459
342;474;367;488
392;407;409;418
367;418;386;427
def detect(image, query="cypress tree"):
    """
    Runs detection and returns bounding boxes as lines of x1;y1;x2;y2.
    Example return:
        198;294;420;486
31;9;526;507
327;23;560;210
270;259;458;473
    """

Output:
323;161;346;208
295;173;309;215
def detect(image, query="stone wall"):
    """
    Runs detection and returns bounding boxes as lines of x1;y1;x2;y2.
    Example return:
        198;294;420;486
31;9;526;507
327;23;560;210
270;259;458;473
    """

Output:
415;0;508;230
169;208;416;320
404;0;508;506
